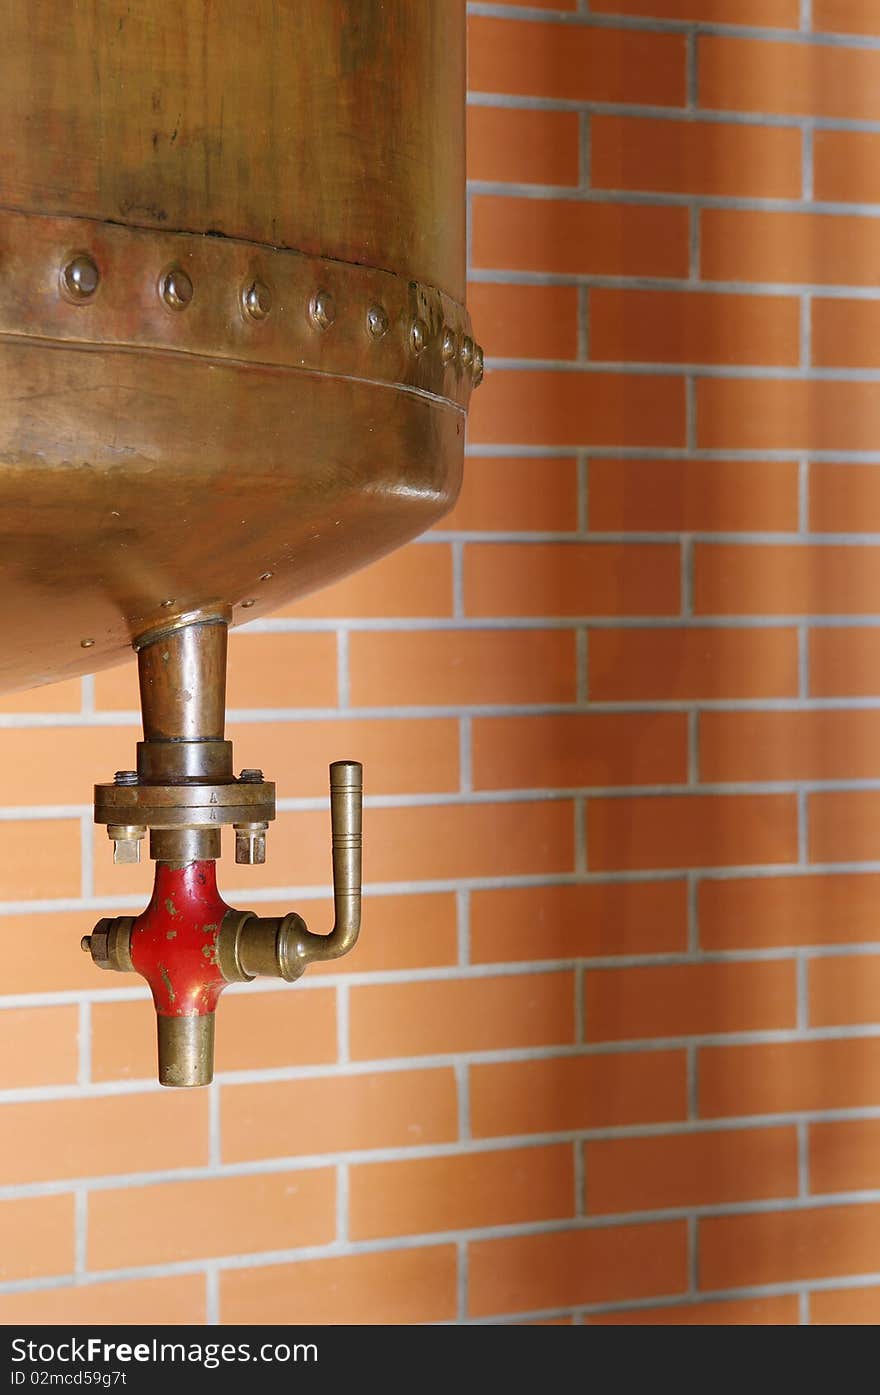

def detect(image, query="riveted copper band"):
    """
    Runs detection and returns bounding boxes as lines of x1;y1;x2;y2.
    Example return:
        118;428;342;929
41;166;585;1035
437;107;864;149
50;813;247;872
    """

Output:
0;208;481;407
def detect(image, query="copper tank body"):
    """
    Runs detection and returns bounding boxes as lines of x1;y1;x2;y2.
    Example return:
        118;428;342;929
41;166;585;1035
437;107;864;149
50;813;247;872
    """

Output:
0;0;477;696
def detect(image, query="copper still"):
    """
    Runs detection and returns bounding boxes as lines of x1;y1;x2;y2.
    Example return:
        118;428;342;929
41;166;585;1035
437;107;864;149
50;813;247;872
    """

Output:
1;2;479;1085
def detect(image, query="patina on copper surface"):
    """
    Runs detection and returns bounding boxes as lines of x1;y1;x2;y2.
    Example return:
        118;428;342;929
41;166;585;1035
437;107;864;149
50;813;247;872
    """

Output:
0;0;475;696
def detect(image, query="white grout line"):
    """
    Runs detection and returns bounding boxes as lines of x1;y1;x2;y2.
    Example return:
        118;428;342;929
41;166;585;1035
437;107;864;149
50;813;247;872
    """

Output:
76;1002;91;1088
74;1191;87;1277
457;1240;469;1324
457;1061;471;1144
336;982;350;1066
798;1120;810;1200
336;1163;349;1246
457;888;471;969
204;1266;220;1326
336;630;350;711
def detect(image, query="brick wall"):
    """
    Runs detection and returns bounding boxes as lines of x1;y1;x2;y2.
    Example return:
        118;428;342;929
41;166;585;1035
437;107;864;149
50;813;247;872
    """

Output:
5;0;880;1327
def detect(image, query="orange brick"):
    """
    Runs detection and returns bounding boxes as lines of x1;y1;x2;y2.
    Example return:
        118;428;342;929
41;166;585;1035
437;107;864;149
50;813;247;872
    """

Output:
699;872;880;949
586;961;797;1041
0;1275;205;1326
464;543;681;618
811;1119;880;1194
590;627;800;702
701;208;880;287
590;289;799;367
0;911;123;994
594;0;798;20
231;632;337;710
0;1195;74;1282
587;794;799;872
699;379;880;453
0;677;81;713
590;459;799;534
227;717;461;798
592;116;800;199
701;709;880;782
467;106;579;187
349;628;576;707
89;1169;335;1270
280;543;452;619
344;799;574;882
699;1038;880;1116
221;1245;456;1325
815;299;880;372
0;724;137;805
95;799;576;900
96;637;338;712
470;881;688;963
814;131;880;206
811;463;880;530
0;819;80;900
240;893;458;978
466;283;578;361
811;790;880;863
472;195;689;277
586;1126;798;1214
349;972;575;1059
700;34;880;120
0;1007;78;1088
813;0;880;34
589;1296;799;1324
811;1286;880;1324
695;544;880;616
0;1091;207;1185
469;369;685;448
472;1050;687;1136
350;1144;574;1240
439;456;579;533
469;1221;687;1317
701;1204;880;1289
91;988;337;1083
310;892;457;975
473;712;688;790
468;16;685;105
221;1068;458;1162
810;954;880;1028
811;628;880;696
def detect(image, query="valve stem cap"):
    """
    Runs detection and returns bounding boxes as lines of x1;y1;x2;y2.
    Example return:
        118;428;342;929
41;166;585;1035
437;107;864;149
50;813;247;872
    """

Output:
234;822;268;865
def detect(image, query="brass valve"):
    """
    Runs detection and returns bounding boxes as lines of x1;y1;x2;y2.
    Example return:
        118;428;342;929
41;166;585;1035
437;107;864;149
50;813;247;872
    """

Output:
82;615;363;1086
219;761;363;983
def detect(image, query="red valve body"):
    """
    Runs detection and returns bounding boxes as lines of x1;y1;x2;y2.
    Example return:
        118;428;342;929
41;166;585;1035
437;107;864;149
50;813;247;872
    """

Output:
130;861;231;1020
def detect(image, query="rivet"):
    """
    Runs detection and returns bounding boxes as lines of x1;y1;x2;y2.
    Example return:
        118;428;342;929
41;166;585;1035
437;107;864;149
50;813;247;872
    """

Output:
242;279;272;321
460;336;475;370
80;638;95;648
410;318;428;356
367;304;389;339
472;344;485;386
241;599;256;608
239;769;264;783
309;290;336;331
441;328;457;364
160;266;194;311
160;599;175;608
259;571;273;582
61;254;99;301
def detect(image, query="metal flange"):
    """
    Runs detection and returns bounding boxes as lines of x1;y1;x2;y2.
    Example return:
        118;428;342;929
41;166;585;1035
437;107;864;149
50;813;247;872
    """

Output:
94;778;275;829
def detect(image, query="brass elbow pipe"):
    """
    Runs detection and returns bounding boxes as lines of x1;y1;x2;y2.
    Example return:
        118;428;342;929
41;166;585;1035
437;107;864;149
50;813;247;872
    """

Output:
218;760;363;984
